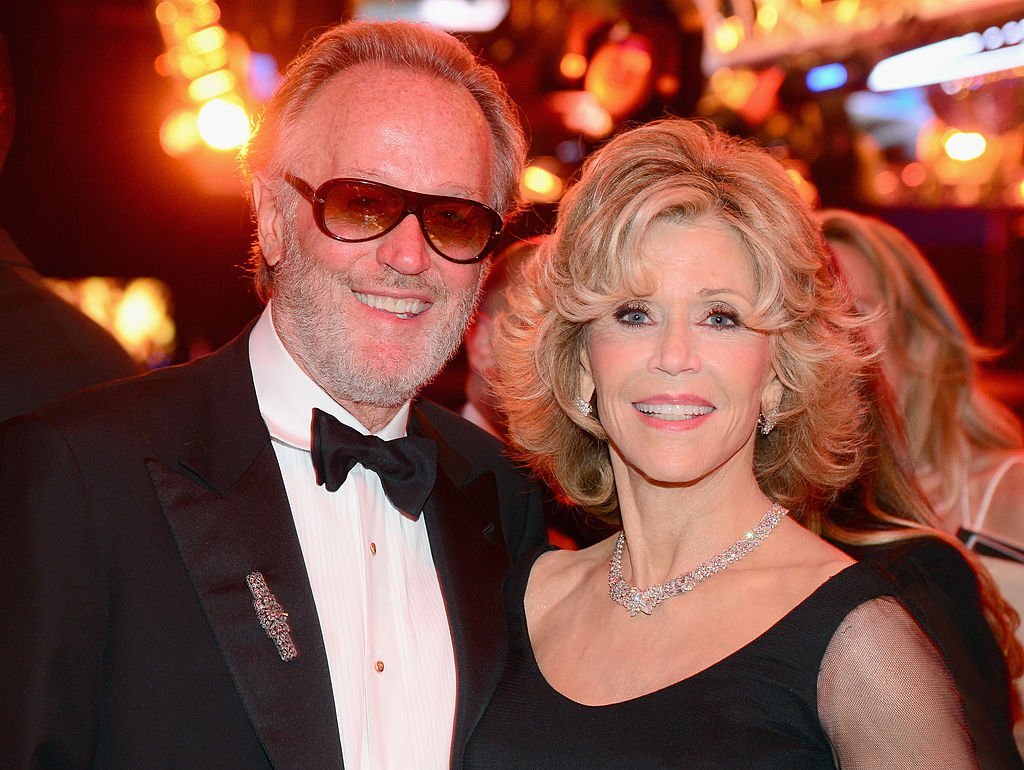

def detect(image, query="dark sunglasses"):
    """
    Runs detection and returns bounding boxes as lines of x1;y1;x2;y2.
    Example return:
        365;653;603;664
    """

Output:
285;173;503;264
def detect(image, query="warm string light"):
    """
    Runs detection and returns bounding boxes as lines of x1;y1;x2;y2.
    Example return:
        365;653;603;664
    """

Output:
154;0;254;156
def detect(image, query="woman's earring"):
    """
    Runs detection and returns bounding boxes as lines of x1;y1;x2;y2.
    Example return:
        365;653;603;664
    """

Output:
757;405;778;435
573;396;593;416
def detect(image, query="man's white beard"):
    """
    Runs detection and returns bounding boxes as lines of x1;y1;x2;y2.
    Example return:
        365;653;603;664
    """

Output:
270;222;482;409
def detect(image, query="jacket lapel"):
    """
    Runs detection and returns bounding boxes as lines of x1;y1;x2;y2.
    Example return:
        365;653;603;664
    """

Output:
148;326;344;770
411;406;510;764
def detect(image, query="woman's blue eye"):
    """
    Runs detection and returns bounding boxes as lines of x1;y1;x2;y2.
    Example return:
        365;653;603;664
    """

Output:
615;304;650;326
704;308;739;327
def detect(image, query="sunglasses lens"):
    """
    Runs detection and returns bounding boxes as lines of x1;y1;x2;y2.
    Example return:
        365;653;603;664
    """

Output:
422;201;497;262
322;181;405;240
315;178;498;262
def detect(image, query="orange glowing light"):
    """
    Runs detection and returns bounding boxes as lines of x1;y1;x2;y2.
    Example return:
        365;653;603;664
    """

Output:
874;169;900;198
560;52;588;80
46;277;176;366
549;91;615;138
756;5;778;31
155;1;178;25
584;38;653;119
186;25;225;55
709;67;758;112
656;73;680;97
159;109;200;157
714;16;744;54
187;69;235;101
901;162;927;187
172;16;197;40
153;53;171;77
835;0;860;24
196;98;250;150
192;2;220;26
943;130;987;161
80;277;117;328
177;52;208;80
521;164;564;203
116;279;176;352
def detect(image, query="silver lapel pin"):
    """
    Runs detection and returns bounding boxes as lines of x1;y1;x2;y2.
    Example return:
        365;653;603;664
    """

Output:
246;571;299;662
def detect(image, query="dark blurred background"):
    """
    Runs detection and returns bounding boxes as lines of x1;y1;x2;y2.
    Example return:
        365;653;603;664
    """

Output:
1;0;1023;409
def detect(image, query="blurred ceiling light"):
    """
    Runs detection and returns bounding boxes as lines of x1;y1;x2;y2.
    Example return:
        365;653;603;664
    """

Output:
656;73;680;98
584;36;653;119
1014;178;1024;206
186;25;226;55
713;16;744;55
521;162;564;204
756;5;778;32
187;69;235;102
192;1;220;26
177;51;209;79
560;52;588;80
834;0;860;25
116;279;176;352
709;67;758;112
874;169;900;199
358;0;509;32
806;62;847;92
868;27;1024;91
550;90;614;138
155;0;177;24
422;0;508;31
173;16;197;39
901;161;927;187
159;109;201;156
196;98;250;150
943;130;987;161
154;52;172;77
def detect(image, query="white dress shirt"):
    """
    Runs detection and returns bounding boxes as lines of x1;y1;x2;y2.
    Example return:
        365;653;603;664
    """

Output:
249;305;456;770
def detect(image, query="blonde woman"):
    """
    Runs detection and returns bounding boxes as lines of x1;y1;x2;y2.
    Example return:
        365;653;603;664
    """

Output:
820;210;1024;617
463;119;990;768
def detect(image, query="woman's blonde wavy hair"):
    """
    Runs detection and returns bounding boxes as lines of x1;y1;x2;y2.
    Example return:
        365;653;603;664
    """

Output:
494;118;873;523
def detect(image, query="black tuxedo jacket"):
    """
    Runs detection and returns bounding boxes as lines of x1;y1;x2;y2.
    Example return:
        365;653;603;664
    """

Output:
0;323;545;769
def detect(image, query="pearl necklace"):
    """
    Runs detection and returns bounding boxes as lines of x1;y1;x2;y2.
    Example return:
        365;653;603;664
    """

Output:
608;502;789;617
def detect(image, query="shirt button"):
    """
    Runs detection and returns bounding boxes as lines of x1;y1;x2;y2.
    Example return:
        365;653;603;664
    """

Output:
369;542;377;556
374;660;385;673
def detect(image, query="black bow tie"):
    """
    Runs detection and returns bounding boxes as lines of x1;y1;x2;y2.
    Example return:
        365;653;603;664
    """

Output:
310;407;437;516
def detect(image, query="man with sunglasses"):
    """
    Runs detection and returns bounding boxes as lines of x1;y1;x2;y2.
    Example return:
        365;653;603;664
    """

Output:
0;20;544;770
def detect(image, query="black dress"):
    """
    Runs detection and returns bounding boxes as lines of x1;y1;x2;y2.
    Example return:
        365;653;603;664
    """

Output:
845;538;1022;770
464;547;978;769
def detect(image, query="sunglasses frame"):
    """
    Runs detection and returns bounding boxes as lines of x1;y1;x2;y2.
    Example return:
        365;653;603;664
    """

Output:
284;173;503;264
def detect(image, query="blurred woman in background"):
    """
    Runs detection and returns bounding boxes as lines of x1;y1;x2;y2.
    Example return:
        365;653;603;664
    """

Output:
819;209;1024;616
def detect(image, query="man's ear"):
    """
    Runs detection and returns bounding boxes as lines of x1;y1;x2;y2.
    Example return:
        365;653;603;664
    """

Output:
252;176;286;266
465;313;497;376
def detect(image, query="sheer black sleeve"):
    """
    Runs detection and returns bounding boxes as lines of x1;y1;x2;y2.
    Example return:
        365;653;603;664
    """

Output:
818;596;979;769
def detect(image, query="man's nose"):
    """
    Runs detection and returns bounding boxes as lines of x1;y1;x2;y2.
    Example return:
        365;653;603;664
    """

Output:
375;213;432;275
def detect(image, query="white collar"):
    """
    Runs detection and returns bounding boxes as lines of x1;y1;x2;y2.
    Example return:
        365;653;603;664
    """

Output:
249;302;411;450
